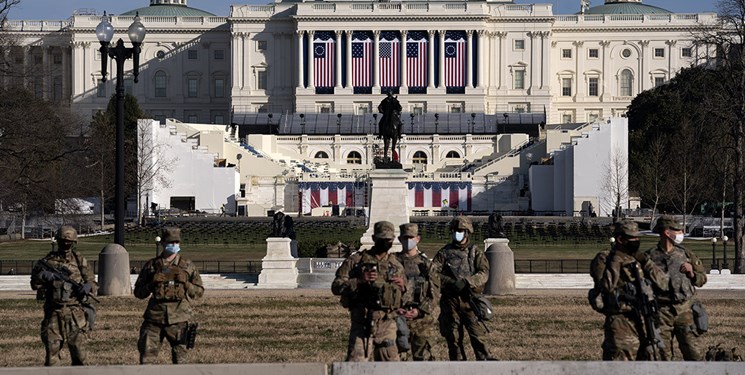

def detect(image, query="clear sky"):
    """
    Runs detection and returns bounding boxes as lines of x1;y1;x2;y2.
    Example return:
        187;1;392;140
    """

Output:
7;0;719;20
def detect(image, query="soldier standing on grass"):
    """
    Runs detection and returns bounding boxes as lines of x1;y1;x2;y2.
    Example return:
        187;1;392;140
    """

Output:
647;216;707;361
30;226;97;366
395;223;440;361
332;221;407;361
432;216;497;361
134;227;204;364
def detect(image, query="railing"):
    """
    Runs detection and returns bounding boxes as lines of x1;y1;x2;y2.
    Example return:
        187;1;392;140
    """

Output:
554;13;712;24
472;139;529;173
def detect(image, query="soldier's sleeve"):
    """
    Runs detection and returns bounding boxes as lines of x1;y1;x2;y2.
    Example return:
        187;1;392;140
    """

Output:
432;248;454;289
685;248;707;287
331;256;360;297
418;258;440;317
600;254;622;294
76;254;99;295
466;246;490;289
133;260;154;300
30;258;46;291
186;262;204;300
641;258;670;290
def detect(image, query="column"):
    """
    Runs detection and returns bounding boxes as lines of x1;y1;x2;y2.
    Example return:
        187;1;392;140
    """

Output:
346;30;353;88
296;31;304;89
400;30;408;91
272;32;281;95
62;45;70;101
466;30;473;88
476;30;485;89
335;30;343;89
438;30;445;88
22;46;29;88
666;39;677;77
373;30;381;90
528;31;540;91
42;46;50;100
600;40;610;99
307;31;315;89
242;33;251;91
428;30;435;89
639;40;649;92
541;31;551;90
497;32;507;90
232;33;242;91
573;41;584;98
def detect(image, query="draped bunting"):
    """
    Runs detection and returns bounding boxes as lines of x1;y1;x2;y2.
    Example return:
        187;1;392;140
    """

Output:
407;182;472;211
299;182;367;214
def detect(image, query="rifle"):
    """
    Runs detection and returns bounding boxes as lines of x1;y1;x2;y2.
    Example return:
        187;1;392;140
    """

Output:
37;259;100;303
626;261;665;361
182;322;198;349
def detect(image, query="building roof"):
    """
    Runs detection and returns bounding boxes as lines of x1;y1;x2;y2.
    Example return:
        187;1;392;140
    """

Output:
121;4;216;17
583;1;671;15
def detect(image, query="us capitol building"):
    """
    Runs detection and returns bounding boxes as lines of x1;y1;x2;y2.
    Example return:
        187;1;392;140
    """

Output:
3;0;717;216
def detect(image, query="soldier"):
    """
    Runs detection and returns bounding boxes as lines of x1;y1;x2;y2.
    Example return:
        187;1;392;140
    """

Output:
30;225;97;366
134;227;204;364
395;223;440;361
647;215;707;361
432;216;496;361
600;219;669;360
331;221;407;361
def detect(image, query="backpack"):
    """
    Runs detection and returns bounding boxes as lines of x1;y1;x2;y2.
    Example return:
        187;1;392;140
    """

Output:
466;245;494;321
588;250;610;314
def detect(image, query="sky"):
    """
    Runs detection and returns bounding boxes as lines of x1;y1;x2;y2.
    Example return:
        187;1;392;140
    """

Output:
7;0;719;20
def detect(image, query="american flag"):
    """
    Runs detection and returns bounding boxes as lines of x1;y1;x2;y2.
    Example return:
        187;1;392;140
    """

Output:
314;32;335;88
444;31;466;88
379;31;399;88
352;32;372;88
407;31;428;88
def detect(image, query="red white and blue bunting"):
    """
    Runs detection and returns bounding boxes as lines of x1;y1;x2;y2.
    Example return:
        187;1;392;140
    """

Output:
408;182;471;211
299;182;367;214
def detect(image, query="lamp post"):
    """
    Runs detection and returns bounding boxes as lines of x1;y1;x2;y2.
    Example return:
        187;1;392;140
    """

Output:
154;236;161;258
337;113;342;134
434;113;439;133
711;237;718;271
470;112;476;134
299;113;305;134
722;235;729;270
96;12;146;246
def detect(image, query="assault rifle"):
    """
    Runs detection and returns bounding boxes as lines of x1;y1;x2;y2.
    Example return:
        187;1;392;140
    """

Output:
183;322;198;349
626;261;665;361
37;259;100;303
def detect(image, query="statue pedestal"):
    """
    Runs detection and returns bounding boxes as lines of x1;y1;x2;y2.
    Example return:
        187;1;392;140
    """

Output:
483;238;516;295
258;238;298;288
97;243;132;296
359;169;410;252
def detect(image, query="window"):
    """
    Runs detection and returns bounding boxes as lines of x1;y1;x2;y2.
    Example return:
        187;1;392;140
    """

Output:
156;50;166;59
588;112;599;122
514;70;525;90
622;49;632;58
562;113;573;123
654;76;665;87
258;40;268;51
214;78;225;98
588;49;599;58
654;48;665;58
123;78;134;96
214;115;225;124
97;79;106;97
53;54;62;65
214;50;225;60
620;69;633;96
511;103;529;113
188;50;198;60
188;78;198;97
34;79;43;98
155;71;167;97
314;151;329;159
682;47;692;58
257;71;267;90
562;78;572;97
187;114;198;123
514;39;525;50
346;151;362;164
562;49;572;58
588;77;599;97
446;151;461;159
412;151;428;164
53;76;62;102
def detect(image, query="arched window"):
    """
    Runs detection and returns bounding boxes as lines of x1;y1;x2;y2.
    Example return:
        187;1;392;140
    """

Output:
314;151;329;159
154;71;167;97
412;151;428;164
346;151;362;164
620;69;633;97
446;150;461;159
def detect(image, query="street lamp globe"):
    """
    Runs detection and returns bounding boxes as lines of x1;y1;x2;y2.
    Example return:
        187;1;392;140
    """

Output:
127;13;146;44
95;12;114;43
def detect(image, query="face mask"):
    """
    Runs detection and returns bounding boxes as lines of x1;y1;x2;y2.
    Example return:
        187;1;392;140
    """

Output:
374;239;393;252
625;240;641;253
454;231;465;242
58;241;74;252
673;233;684;245
406;238;417;251
164;243;180;254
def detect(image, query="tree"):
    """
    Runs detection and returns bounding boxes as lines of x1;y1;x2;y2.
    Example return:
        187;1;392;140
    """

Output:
135;119;176;225
602;147;628;221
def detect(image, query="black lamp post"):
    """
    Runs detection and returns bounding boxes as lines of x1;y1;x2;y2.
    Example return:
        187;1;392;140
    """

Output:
96;12;146;246
434;113;439;133
299;113;305;134
337;113;342;134
711;237;718;271
722;235;730;270
470;112;476;133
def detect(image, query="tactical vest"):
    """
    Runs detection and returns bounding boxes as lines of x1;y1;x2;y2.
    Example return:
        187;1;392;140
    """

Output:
441;245;473;280
397;253;430;308
46;251;85;305
650;247;694;304
350;253;403;310
152;259;188;301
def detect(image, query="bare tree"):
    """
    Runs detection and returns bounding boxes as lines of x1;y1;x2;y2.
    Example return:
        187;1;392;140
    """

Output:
635;136;669;225
602;146;629;220
136;119;177;225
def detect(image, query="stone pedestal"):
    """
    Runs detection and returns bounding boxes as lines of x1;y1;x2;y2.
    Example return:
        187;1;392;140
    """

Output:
359;169;411;252
720;269;732;275
97;243;132;296
483;238;515;295
258;238;298;288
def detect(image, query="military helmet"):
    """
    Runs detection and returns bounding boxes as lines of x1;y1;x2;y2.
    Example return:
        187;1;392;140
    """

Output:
449;216;474;234
653;215;684;234
55;225;78;242
613;219;640;238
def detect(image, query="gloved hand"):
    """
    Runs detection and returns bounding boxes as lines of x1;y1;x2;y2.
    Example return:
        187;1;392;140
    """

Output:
453;278;469;293
39;270;58;282
79;282;93;295
632;249;648;264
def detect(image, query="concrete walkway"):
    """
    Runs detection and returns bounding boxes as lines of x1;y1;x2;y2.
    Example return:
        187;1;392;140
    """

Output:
2;273;744;291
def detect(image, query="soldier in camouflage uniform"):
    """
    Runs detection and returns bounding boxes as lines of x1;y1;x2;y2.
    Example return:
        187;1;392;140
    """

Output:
134;227;204;364
332;221;407;361
395;223;440;361
600;220;669;360
647;216;707;361
30;226;97;366
432;216;496;361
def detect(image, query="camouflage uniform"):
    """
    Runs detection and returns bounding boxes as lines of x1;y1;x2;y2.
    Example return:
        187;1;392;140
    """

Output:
30;226;97;366
432;216;495;361
395;223;440;361
134;227;204;364
332;221;406;362
600;220;669;361
647;216;707;361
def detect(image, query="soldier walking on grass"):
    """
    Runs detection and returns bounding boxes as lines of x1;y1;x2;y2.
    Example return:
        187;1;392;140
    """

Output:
395;223;440;361
332;221;407;361
31;226;98;366
647;216;707;361
134;227;204;364
432;216;497;361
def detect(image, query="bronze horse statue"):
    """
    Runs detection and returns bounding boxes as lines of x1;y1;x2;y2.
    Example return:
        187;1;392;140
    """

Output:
377;92;402;162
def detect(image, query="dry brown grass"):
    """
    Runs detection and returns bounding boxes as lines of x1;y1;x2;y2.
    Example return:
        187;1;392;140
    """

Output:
0;289;743;366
